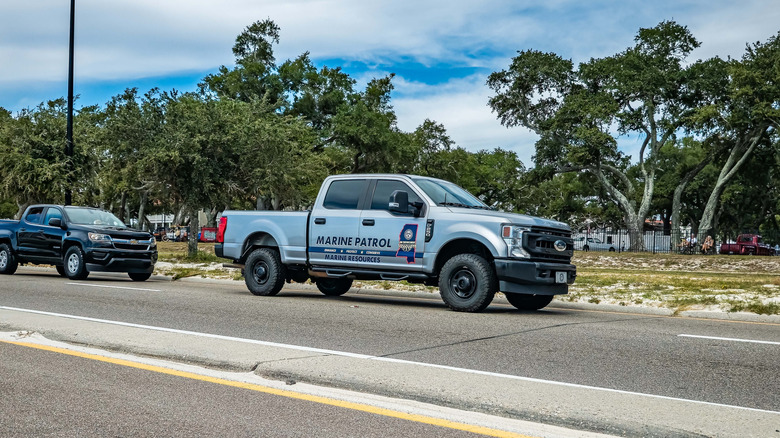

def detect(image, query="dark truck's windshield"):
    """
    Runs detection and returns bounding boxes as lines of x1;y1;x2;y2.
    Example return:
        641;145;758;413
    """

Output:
64;207;125;227
412;178;490;209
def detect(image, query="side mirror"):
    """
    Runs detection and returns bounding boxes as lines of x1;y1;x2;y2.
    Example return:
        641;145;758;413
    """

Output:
389;190;409;214
49;218;65;229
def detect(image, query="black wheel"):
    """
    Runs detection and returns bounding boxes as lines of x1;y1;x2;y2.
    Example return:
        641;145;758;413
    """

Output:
583;245;590;252
316;278;353;296
64;246;89;280
608;247;616;252
244;248;286;296
505;293;554;311
0;243;18;275
128;272;152;281
438;253;497;312
55;265;67;277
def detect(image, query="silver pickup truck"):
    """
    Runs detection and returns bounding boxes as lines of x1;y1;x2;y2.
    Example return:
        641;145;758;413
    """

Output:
216;174;575;312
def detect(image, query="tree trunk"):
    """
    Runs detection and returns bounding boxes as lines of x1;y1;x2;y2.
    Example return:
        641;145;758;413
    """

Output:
670;157;710;250
698;129;763;239
14;201;31;220
118;192;127;223
187;205;199;258
137;191;148;230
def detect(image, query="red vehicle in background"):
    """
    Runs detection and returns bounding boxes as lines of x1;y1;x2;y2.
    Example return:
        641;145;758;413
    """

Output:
719;234;773;255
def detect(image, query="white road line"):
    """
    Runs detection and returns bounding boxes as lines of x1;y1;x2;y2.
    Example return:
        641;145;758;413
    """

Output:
1;305;779;416
67;282;161;292
679;334;780;346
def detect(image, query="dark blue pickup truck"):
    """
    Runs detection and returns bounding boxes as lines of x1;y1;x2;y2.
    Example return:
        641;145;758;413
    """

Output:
0;205;158;281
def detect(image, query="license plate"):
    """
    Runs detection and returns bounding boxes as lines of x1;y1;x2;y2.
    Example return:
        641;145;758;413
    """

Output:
555;272;567;284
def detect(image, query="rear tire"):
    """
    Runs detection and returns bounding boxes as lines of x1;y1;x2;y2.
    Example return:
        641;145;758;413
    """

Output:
316;278;353;296
505;293;554;311
438;253;496;312
64;246;89;280
0;243;18;275
245;248;286;296
128;272;152;281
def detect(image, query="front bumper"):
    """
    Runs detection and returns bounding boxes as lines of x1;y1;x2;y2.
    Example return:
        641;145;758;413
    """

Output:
494;259;576;295
85;247;158;273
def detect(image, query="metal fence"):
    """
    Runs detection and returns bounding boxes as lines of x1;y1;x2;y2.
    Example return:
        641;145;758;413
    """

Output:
573;229;780;255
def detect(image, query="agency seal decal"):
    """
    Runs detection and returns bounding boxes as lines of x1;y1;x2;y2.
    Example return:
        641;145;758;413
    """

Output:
396;224;418;263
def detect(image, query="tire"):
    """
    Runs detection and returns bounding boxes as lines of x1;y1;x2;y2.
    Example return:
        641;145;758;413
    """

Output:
244;248;286;296
505;293;554;311
582;245;590;252
608;247;616;252
0;243;18;275
438;253;497;312
64;246;89;280
128;272;152;281
316;278;353;296
55;265;67;277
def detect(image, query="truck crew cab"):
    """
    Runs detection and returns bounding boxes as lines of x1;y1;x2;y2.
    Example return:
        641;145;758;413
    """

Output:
0;205;158;281
216;174;576;312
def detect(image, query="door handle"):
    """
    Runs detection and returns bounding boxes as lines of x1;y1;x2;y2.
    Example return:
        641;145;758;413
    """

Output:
314;218;326;225
362;219;375;226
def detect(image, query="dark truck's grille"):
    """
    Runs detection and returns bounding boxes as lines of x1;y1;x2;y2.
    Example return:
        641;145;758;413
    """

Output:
525;227;573;263
112;238;152;251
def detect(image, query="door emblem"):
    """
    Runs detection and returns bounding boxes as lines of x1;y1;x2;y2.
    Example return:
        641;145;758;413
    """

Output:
397;224;419;264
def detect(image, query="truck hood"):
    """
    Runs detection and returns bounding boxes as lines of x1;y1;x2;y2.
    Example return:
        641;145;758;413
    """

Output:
444;207;571;231
70;224;154;240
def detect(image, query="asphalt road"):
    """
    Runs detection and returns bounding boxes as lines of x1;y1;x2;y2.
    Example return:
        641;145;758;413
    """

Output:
0;341;493;438
1;267;779;437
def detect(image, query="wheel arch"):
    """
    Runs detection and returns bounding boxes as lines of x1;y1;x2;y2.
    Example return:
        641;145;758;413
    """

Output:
433;238;494;277
241;232;280;262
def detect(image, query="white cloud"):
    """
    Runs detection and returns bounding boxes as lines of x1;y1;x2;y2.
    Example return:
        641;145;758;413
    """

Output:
393;75;539;166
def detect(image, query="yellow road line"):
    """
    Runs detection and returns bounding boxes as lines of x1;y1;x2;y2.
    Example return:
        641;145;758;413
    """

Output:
1;339;536;438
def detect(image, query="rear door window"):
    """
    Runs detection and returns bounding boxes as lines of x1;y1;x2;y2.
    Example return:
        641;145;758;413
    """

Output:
323;179;367;210
24;207;44;224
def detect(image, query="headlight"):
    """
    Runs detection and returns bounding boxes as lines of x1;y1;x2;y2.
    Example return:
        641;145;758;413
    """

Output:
150;238;157;248
502;225;531;258
88;232;111;242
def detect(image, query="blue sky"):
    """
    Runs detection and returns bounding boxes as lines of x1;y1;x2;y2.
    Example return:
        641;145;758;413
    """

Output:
1;0;778;166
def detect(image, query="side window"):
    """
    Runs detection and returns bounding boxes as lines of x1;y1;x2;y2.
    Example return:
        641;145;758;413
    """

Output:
43;208;63;226
370;180;421;210
323;179;366;210
24;207;45;224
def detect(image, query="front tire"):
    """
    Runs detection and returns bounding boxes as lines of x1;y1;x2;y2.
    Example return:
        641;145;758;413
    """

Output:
128;272;152;281
0;243;18;275
244;248;286;296
64;246;89;280
316;278;353;296
505;293;554;311
55;265;67;277
438;253;497;312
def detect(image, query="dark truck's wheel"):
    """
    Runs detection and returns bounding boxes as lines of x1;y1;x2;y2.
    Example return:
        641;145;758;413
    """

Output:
55;265;67;277
245;248;286;296
505;293;554;311
316;278;353;296
128;272;152;281
64;246;89;280
0;243;18;275
439;253;497;312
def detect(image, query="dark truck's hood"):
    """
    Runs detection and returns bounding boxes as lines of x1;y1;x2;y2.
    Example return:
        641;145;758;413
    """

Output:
69;224;154;240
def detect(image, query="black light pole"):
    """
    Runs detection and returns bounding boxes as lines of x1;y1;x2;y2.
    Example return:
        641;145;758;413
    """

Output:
65;0;75;205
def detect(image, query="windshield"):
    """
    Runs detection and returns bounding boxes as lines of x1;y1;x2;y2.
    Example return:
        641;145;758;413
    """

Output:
412;178;489;209
64;207;125;227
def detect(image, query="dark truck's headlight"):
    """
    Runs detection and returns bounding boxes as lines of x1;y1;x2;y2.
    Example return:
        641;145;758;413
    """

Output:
502;225;531;259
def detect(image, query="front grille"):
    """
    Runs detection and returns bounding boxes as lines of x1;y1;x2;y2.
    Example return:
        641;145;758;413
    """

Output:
111;238;152;251
524;228;573;263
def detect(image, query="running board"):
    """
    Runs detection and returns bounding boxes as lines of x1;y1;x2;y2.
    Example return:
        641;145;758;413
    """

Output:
309;266;428;282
